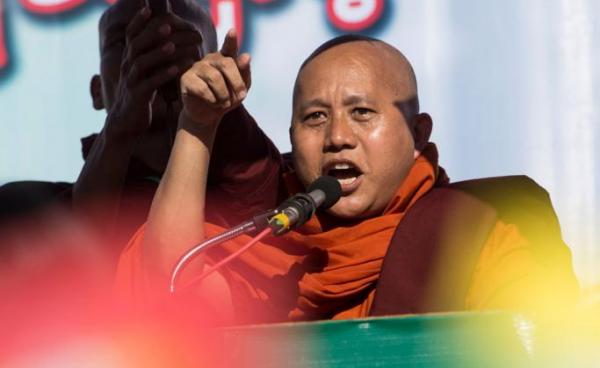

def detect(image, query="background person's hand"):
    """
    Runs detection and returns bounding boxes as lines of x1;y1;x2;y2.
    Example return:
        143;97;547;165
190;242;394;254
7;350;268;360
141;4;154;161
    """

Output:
107;7;203;138
179;29;251;129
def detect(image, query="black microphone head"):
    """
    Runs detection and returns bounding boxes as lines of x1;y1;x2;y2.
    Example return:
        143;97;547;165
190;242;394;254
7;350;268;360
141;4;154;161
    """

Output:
307;176;342;210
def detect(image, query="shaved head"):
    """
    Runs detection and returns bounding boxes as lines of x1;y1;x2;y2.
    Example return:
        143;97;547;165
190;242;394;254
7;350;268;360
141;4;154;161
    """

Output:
294;36;419;122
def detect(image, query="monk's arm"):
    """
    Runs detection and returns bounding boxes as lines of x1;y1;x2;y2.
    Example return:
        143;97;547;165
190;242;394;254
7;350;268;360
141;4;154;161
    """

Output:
139;30;251;289
141;112;217;283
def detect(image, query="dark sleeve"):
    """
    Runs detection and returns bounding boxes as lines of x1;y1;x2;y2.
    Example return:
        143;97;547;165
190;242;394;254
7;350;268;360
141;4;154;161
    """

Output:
0;181;72;223
205;106;285;226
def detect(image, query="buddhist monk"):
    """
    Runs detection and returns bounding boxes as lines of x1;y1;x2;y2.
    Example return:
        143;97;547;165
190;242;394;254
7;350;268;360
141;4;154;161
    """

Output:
116;35;579;325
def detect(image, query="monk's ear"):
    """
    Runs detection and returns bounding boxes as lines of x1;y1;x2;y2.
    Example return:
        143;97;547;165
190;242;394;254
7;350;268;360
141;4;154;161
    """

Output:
90;75;104;110
289;125;295;148
412;112;432;158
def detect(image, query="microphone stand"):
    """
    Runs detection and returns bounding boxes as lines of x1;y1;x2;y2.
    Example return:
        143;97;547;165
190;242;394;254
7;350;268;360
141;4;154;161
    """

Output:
168;209;278;293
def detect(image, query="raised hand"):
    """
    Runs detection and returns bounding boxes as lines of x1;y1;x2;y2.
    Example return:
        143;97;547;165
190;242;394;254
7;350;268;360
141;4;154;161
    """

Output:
107;7;203;138
179;29;251;129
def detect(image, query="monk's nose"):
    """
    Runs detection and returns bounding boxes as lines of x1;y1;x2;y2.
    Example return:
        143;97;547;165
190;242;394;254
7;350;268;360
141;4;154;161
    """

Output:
324;113;358;152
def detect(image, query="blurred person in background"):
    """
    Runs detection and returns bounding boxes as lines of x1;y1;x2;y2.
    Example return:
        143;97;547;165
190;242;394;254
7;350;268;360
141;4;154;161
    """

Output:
0;0;281;261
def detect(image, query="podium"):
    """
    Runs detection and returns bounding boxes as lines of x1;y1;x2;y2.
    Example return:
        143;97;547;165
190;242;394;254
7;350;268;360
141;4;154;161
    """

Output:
215;312;533;367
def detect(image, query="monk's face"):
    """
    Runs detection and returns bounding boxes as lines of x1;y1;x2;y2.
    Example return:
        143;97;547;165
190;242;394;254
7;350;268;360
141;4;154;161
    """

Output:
291;42;419;219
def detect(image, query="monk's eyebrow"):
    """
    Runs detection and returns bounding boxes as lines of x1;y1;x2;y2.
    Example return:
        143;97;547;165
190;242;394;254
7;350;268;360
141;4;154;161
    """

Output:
299;98;330;111
343;95;376;106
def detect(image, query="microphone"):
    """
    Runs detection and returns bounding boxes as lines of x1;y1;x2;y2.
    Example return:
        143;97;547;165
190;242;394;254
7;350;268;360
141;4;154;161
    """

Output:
146;0;179;102
270;176;342;235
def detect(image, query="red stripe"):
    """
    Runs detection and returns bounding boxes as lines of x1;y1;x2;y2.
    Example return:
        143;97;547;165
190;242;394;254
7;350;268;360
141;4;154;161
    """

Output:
20;0;87;14
0;0;7;69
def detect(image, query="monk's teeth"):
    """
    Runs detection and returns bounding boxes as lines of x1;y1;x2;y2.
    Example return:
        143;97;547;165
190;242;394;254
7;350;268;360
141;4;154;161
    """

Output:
338;176;357;185
334;163;352;170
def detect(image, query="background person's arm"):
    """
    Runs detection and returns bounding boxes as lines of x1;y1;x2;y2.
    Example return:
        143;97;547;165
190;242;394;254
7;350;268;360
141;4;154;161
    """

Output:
73;8;201;233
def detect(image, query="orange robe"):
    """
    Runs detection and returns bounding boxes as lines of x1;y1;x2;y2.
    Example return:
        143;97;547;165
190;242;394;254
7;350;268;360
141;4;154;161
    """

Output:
115;145;579;323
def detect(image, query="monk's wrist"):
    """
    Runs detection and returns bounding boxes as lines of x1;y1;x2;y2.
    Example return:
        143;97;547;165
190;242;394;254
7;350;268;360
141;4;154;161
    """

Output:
178;110;222;136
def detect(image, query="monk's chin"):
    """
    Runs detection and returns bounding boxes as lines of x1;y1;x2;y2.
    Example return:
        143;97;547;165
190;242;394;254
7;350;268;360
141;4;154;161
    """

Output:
325;199;380;221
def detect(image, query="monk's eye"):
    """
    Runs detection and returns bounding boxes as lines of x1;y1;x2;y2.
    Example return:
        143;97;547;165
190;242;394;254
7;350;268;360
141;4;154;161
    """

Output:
352;107;375;121
303;111;327;125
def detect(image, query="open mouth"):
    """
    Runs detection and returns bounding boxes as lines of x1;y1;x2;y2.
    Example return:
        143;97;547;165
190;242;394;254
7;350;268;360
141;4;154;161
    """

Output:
324;161;363;190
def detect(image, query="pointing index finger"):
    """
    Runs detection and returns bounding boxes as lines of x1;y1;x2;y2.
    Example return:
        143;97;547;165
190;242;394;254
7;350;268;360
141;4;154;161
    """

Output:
220;29;239;58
